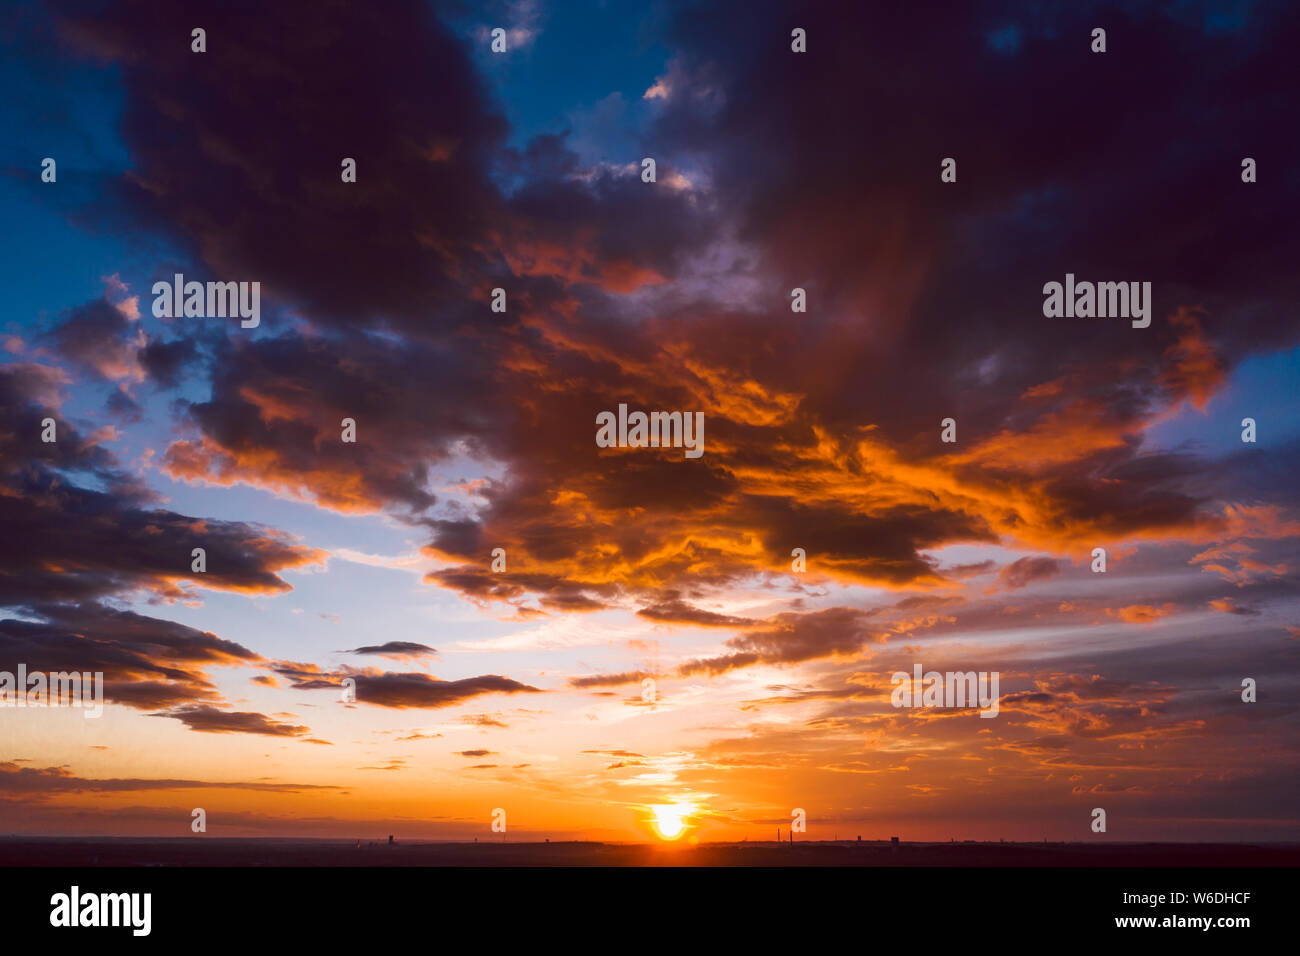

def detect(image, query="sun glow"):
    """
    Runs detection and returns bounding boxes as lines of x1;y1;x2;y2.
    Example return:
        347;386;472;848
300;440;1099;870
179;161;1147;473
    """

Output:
650;803;694;840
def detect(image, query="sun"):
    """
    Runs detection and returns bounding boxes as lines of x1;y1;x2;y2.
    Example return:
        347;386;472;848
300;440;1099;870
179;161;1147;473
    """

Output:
650;803;693;841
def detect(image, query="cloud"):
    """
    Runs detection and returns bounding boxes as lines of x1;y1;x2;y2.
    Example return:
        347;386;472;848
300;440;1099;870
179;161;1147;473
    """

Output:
346;641;438;660
636;596;754;627
996;556;1061;591
569;671;655;689
270;661;542;709
0;762;343;799
1208;597;1259;615
154;705;314;737
0;602;262;711
33;0;1296;628
6;0;1298;843
351;672;542;709
680;607;880;675
1107;604;1176;624
42;297;146;384
0;365;326;607
460;713;509;728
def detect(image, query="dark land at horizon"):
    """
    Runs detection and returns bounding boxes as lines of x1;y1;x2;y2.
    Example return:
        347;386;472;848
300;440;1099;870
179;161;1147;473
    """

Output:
2;836;1296;867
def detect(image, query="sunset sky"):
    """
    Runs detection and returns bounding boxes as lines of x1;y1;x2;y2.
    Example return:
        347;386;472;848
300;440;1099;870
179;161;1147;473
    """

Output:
2;0;1298;845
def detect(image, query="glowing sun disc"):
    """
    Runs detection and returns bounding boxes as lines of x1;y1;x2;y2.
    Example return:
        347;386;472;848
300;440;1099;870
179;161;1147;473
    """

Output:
651;803;691;840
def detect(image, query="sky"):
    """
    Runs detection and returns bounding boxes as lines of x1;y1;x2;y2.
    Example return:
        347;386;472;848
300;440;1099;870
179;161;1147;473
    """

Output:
1;0;1298;845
